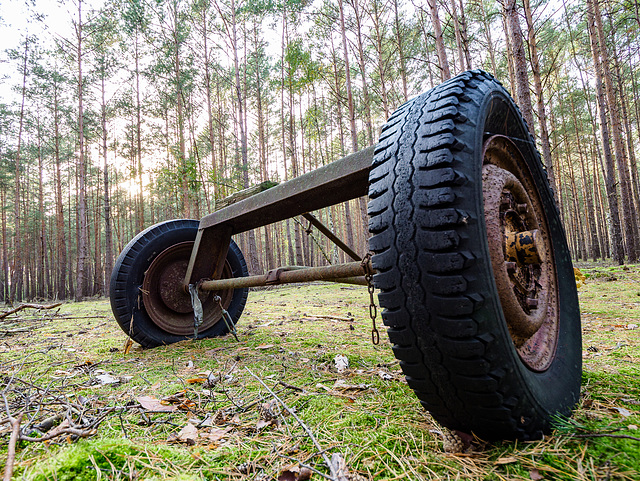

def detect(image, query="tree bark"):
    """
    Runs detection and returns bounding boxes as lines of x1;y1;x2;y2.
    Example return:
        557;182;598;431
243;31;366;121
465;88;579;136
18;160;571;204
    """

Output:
427;0;451;81
522;0;556;196
76;0;89;300
504;0;535;130
585;0;624;264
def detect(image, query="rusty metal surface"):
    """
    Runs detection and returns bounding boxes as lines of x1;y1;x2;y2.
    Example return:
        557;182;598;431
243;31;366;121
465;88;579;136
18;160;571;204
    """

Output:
198;146;374;234
142;241;232;336
505;230;542;266
184;225;232;287
482;135;559;372
198;261;370;291
302;212;362;261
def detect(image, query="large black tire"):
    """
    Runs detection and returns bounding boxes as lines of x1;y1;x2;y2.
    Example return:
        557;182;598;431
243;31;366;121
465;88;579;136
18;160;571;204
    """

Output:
368;70;581;440
109;219;249;348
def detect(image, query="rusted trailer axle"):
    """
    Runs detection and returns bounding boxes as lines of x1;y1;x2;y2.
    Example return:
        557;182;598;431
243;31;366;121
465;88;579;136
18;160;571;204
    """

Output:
196;260;372;291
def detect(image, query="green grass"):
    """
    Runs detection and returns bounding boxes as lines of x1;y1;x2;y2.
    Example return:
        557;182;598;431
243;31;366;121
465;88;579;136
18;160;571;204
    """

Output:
1;270;640;480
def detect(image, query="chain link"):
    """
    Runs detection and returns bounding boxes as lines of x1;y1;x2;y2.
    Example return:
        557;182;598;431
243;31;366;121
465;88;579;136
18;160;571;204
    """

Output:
362;253;380;345
214;295;240;342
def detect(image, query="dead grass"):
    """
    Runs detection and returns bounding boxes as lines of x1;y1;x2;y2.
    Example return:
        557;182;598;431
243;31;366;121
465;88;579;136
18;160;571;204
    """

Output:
1;270;639;480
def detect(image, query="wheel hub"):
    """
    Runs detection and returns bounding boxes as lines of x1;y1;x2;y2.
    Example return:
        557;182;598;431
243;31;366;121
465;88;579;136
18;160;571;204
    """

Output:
482;135;559;371
142;241;233;336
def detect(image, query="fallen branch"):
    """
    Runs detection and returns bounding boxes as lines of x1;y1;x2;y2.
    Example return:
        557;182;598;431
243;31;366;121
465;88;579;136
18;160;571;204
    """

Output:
246;367;346;481
304;315;354;322
0;303;62;320
3;412;23;481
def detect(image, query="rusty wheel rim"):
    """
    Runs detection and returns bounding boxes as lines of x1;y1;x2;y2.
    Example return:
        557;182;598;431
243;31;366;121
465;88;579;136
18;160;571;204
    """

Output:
482;135;559;372
142;241;233;336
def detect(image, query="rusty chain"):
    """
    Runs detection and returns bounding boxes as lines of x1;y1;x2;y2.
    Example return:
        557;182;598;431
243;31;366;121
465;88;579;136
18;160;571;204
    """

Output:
213;295;239;342
361;252;380;345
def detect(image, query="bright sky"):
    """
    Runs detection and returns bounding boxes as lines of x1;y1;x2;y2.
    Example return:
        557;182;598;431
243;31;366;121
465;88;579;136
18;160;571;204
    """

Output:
0;0;93;104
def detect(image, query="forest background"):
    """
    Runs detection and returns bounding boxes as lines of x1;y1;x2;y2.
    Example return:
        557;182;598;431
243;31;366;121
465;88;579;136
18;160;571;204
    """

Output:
0;0;638;302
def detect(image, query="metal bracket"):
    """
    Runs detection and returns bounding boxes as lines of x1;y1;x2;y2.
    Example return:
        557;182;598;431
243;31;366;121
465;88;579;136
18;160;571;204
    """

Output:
188;284;204;338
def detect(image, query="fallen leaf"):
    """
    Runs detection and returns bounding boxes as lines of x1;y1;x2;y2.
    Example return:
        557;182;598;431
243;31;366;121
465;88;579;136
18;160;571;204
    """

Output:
615;407;632;417
186;377;207;384
123;337;133;354
628;424;638;430
333;379;368;391
95;374;119;385
298;467;313;480
256;419;273;430
277;470;297;481
495;457;518;465
256;344;275;350
137;395;177;412
173;423;198;445
530;469;544;480
201;427;232;442
334;354;349;373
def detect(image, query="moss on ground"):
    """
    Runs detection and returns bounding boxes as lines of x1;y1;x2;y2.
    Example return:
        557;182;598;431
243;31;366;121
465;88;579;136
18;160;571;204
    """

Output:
1;269;639;480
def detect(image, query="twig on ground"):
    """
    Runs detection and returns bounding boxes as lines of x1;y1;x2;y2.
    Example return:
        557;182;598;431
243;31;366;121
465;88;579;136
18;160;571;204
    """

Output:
0;303;62;320
3;412;23;481
572;433;640;442
304;315;354;322
247;367;346;481
278;381;306;393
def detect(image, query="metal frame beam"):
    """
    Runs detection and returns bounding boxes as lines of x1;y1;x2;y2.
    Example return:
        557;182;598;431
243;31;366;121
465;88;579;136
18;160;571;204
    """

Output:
185;146;374;285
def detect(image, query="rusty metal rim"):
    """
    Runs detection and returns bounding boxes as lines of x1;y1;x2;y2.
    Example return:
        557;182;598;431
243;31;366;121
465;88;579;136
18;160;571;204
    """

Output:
142;241;233;336
482;135;559;372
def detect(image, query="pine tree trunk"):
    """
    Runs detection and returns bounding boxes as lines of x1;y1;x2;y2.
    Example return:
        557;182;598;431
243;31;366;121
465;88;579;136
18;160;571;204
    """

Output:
371;0;391;118
593;0;638;261
523;0;556;195
10;39;29;302
586;0;624;263
392;0;409;100
101;69;113;296
1;189;8;301
76;0;89;300
427;0;451;80
504;0;535;130
351;0;374;145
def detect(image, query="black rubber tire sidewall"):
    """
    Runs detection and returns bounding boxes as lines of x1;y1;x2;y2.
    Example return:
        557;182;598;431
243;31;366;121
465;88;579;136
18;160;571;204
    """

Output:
109;219;249;348
367;70;581;440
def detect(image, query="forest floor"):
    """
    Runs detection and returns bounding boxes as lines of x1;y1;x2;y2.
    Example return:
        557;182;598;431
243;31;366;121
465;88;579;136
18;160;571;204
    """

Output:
1;264;639;480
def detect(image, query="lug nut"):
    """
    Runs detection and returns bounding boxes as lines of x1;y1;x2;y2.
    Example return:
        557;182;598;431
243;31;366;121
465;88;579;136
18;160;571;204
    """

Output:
506;261;517;273
517;203;528;214
526;298;538;309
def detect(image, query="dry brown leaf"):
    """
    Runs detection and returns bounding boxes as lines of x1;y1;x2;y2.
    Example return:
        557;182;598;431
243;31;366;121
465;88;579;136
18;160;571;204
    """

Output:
256;419;273;430
333;379;368;391
256;344;275;350
173;423;198;445
123;337;133;354
277;471;296;481
201;426;232;442
137;396;177;412
186;377;207;384
529;469;544;480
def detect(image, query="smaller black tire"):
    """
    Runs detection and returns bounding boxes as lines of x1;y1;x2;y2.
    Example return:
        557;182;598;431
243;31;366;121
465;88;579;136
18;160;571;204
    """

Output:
109;219;249;348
